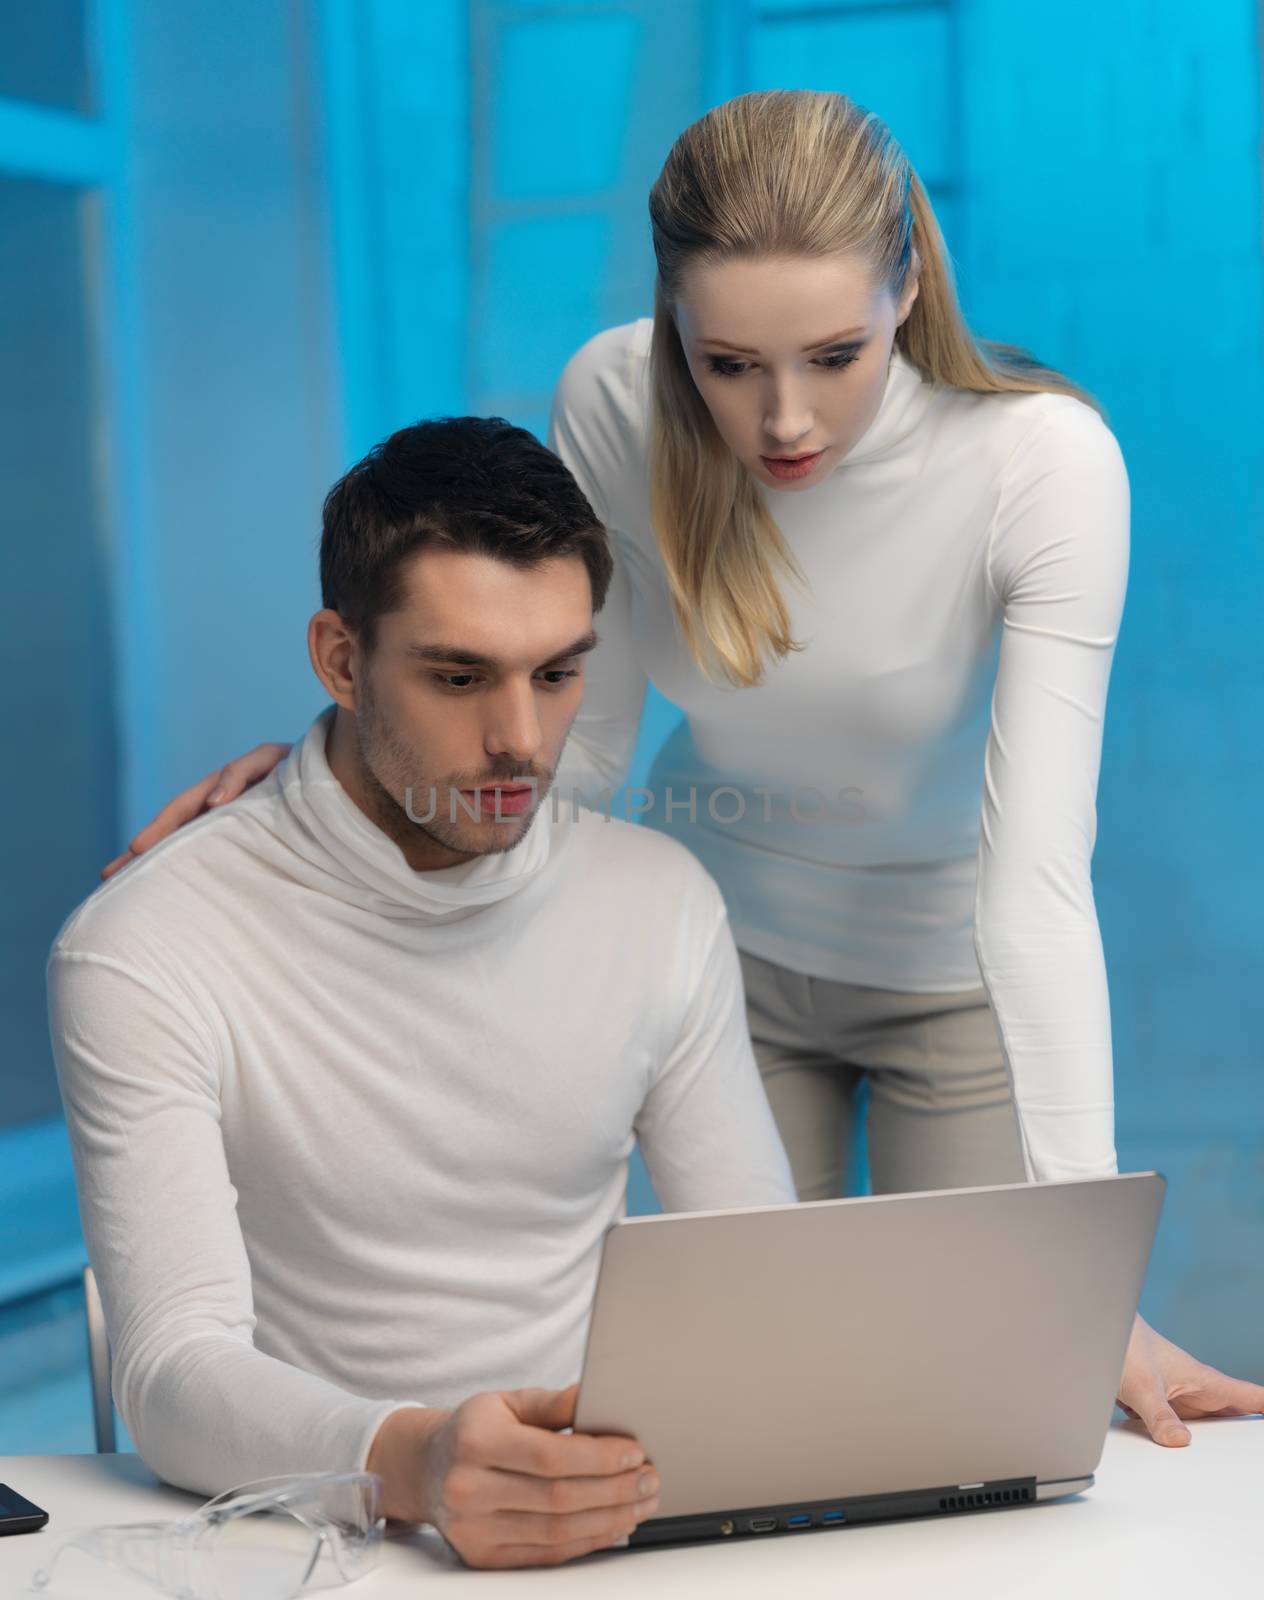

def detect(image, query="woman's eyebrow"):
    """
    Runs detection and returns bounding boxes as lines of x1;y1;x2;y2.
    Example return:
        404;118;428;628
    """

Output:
697;327;867;356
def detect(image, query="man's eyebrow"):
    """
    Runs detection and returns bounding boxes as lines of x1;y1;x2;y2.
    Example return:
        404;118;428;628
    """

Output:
404;631;599;669
697;327;868;356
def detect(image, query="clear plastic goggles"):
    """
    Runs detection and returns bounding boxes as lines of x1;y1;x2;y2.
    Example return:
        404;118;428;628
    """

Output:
32;1470;384;1600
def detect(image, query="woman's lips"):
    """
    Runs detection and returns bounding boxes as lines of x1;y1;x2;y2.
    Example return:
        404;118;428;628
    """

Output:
760;450;824;481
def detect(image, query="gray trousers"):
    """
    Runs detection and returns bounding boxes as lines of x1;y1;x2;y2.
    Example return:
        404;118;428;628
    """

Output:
739;950;1028;1201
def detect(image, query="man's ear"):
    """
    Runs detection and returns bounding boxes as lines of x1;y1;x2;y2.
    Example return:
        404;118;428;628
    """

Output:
308;609;360;710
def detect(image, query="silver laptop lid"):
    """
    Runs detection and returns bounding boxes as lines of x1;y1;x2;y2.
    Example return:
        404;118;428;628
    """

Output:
575;1174;1164;1521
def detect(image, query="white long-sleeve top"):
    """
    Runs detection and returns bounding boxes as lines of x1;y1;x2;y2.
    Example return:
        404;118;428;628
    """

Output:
548;320;1131;1184
48;708;793;1497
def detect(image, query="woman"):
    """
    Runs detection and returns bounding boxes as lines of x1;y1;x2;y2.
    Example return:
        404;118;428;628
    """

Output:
106;91;1262;1442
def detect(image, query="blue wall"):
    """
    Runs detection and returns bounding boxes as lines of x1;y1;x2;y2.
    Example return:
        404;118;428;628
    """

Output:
960;0;1264;1370
0;0;1260;1451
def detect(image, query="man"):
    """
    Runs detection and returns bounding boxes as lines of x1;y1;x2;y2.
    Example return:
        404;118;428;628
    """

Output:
48;417;795;1571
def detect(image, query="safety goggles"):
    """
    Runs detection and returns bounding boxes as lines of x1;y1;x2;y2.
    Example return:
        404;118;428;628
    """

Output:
32;1470;384;1600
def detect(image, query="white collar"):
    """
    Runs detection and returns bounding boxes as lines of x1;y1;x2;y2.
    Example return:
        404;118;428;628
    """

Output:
276;707;554;921
832;345;934;471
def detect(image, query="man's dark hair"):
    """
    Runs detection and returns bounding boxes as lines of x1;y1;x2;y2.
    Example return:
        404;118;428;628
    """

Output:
320;416;613;649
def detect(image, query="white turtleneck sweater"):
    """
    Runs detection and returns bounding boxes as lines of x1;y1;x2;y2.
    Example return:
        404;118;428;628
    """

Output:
48;709;794;1496
548;321;1131;1184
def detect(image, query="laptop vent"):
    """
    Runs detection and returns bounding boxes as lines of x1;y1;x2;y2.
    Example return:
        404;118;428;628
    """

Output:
938;1486;1032;1513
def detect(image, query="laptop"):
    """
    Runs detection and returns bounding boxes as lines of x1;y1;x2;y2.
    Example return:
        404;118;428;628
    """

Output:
574;1173;1164;1546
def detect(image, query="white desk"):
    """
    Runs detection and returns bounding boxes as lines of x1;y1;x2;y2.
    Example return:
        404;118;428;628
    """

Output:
1;1418;1258;1598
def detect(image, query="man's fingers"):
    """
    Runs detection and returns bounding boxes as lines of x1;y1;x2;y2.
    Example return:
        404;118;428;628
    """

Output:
505;1384;579;1434
436;1391;657;1571
492;1420;644;1480
455;1490;661;1565
474;1463;658;1516
468;1499;652;1554
497;1387;643;1479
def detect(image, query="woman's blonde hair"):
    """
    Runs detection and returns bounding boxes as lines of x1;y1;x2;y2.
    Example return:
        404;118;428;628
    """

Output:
648;89;1104;687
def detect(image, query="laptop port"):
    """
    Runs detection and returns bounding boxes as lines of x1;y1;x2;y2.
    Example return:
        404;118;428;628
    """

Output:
749;1517;777;1532
787;1514;812;1528
821;1510;845;1525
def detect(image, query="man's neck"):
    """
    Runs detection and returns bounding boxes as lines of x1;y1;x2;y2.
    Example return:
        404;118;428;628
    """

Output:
324;707;475;874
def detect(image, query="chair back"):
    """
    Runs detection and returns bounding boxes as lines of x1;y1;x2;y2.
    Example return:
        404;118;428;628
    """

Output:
83;1264;116;1453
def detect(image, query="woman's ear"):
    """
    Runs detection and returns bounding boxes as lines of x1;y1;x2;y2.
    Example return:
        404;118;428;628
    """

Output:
896;241;928;326
896;257;921;327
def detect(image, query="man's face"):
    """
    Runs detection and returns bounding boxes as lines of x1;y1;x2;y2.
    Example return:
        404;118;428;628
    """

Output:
351;548;595;863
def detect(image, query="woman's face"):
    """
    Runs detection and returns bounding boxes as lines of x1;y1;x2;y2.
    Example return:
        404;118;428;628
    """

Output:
674;252;919;493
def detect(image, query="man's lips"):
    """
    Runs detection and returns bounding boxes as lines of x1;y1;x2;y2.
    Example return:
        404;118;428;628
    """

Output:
456;784;538;817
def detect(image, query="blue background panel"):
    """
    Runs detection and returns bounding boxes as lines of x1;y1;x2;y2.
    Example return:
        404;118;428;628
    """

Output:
0;0;92;114
0;175;118;1126
750;4;954;189
490;11;644;200
474;210;614;417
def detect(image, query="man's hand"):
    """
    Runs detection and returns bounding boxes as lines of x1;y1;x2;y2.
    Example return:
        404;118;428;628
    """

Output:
1117;1313;1264;1444
368;1384;660;1569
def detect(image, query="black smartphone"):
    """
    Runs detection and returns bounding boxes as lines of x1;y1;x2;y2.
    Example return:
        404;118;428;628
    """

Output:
0;1483;49;1534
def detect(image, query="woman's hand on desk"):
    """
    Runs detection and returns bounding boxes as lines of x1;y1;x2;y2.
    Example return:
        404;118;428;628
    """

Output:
100;741;293;879
1117;1313;1264;1445
367;1384;660;1569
